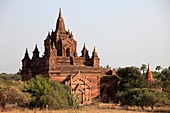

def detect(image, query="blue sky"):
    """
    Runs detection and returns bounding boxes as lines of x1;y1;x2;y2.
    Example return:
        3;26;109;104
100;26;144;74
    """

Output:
0;0;170;73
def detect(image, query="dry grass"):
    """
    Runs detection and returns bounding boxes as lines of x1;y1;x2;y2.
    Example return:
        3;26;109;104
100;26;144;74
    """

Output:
1;103;170;113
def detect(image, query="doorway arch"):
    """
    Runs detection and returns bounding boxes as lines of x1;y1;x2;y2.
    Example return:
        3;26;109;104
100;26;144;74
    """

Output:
66;48;70;57
57;40;62;56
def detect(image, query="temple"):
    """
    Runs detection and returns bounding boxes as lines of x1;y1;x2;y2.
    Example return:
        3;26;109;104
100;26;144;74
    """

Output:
21;8;117;104
146;64;154;81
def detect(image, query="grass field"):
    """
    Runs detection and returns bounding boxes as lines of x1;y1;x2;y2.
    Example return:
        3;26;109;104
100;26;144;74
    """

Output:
1;103;170;113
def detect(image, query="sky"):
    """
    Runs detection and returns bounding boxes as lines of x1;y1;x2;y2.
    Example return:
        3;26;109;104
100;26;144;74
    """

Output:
0;0;170;73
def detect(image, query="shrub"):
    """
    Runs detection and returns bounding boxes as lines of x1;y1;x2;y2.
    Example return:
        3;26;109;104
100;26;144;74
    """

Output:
25;75;78;109
119;88;170;110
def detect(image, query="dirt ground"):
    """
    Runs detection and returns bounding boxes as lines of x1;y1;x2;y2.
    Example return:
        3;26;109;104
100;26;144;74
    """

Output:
1;103;170;113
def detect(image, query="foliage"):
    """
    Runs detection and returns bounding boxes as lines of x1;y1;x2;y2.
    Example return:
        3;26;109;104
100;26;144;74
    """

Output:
117;66;145;92
40;81;78;109
140;64;147;74
25;75;53;99
153;71;166;81
25;75;78;109
0;80;31;110
146;80;162;89
161;68;170;81
101;65;112;70
119;88;170;110
155;65;162;72
0;73;21;82
163;80;170;99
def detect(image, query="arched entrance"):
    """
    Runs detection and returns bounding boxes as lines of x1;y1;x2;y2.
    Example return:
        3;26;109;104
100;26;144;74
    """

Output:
66;48;70;57
57;40;62;56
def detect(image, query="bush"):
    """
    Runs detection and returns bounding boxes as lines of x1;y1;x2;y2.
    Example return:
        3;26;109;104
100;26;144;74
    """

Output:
119;88;170;110
0;80;31;110
25;75;78;109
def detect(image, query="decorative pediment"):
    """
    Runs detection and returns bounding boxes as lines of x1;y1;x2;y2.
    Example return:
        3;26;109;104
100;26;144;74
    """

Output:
72;71;81;80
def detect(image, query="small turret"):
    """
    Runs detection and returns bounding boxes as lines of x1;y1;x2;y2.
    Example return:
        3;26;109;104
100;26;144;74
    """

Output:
67;29;71;36
83;43;87;50
146;64;154;81
32;44;40;59
81;43;89;60
23;48;30;60
48;31;50;37
92;46;98;58
91;46;100;68
22;48;30;70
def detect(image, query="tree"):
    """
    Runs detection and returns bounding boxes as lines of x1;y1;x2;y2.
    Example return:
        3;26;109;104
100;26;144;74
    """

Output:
117;66;145;92
0;80;31;110
40;81;78;109
119;88;170;110
0;73;21;82
106;65;111;70
163;80;170;98
152;71;165;81
161;68;170;81
155;66;162;72
101;65;111;70
25;75;78;109
140;64;147;74
25;75;53;108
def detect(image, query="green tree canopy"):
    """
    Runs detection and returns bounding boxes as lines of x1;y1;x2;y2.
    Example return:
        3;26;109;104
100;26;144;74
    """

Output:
155;66;162;72
119;88;170;110
161;68;170;81
140;64;147;74
25;75;77;109
0;80;31;110
117;66;145;92
25;75;53;99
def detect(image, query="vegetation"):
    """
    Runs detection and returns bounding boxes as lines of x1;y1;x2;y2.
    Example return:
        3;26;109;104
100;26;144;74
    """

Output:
0;74;77;111
117;66;146;92
155;65;162;72
117;65;170;110
140;64;147;74
119;88;169;110
25;76;78;109
1;64;170;112
0;80;31;110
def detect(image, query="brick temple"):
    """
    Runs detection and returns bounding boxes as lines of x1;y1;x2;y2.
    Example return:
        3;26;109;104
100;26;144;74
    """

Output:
21;8;117;104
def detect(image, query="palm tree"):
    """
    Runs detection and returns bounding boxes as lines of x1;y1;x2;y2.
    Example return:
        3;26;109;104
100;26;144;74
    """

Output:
140;64;147;74
155;66;162;72
106;65;111;70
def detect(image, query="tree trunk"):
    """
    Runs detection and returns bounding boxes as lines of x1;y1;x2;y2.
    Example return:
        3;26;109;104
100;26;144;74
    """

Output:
140;106;144;110
151;105;154;110
1;102;6;111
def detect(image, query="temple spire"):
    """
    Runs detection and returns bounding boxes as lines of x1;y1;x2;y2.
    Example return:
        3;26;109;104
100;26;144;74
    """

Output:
34;44;39;52
93;46;96;53
81;43;89;59
59;8;62;18
56;8;66;33
146;63;154;81
92;46;98;58
83;43;87;50
92;46;100;68
25;48;29;55
24;48;30;59
32;44;40;59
